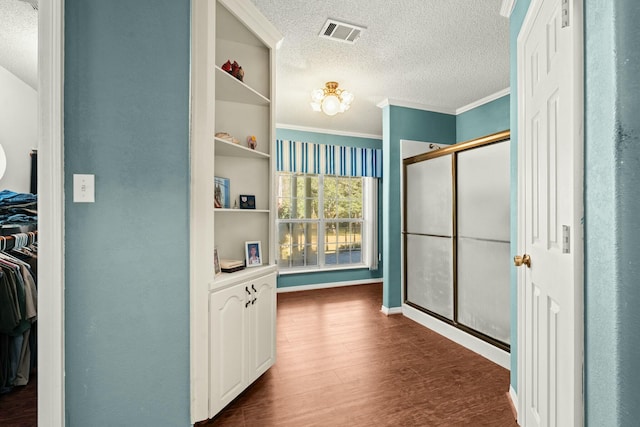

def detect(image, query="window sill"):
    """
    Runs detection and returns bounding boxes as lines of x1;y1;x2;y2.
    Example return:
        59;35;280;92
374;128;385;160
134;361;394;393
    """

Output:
278;264;370;276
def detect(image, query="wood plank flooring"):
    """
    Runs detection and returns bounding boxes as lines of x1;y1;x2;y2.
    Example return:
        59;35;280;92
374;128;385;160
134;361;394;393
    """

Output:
0;372;37;427
200;283;518;426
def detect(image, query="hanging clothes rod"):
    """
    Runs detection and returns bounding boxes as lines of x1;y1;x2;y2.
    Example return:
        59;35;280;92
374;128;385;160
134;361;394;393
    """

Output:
0;231;38;251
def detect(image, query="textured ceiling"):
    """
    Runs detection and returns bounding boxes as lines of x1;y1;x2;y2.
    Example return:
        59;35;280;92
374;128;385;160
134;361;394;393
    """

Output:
250;0;510;136
0;1;509;136
0;0;37;90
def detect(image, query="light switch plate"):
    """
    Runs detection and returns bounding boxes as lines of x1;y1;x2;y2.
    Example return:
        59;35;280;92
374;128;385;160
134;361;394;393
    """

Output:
73;174;95;203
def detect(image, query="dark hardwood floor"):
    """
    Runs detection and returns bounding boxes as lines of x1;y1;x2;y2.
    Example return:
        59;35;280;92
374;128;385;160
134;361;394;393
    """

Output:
0;372;37;427
201;283;518;426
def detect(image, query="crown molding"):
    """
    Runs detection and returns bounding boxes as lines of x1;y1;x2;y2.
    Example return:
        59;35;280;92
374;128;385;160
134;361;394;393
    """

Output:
500;0;516;17
455;88;510;115
376;90;511;117
276;123;382;140
376;98;456;115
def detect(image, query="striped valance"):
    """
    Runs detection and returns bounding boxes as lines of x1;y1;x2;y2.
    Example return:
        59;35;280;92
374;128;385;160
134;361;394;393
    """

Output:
276;140;382;178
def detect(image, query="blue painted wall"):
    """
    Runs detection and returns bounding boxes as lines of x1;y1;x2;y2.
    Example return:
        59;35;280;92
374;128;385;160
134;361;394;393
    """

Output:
584;0;640;425
278;269;381;288
64;1;191;425
456;95;510;143
275;128;383;289
381;106;456;308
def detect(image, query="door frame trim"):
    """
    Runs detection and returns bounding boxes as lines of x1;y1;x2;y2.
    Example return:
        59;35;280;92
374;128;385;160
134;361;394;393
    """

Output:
516;0;584;424
38;0;65;425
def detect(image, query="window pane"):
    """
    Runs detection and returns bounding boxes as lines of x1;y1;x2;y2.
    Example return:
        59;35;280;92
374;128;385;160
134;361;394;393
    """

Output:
333;222;363;265
279;174;291;195
285;174;316;219
290;245;305;267
278;223;292;267
294;197;316;219
304;244;318;266
324;176;363;220
278;198;291;219
278;245;290;268
337;221;350;263
306;223;318;266
351;181;363;218
351;222;362;263
324;221;338;265
324;176;337;219
278;223;292;246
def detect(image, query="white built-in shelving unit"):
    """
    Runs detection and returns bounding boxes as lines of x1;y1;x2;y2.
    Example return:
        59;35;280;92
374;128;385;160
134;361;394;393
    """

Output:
190;0;282;422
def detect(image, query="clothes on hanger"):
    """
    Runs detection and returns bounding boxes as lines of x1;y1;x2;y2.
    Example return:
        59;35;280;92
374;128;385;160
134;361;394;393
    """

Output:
0;240;37;393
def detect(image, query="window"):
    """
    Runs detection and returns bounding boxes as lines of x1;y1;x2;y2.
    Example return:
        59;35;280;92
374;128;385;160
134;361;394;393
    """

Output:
277;172;376;271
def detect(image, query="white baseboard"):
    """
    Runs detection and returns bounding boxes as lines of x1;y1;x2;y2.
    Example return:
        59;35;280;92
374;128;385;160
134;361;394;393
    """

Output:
509;386;518;417
402;304;510;369
380;305;403;315
276;278;381;293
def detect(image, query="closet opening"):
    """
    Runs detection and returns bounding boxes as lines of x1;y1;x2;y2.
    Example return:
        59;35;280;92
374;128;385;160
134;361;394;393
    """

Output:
0;1;40;424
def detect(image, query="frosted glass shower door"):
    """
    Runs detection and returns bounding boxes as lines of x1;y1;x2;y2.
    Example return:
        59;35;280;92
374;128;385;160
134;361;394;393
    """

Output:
405;154;453;320
456;140;510;343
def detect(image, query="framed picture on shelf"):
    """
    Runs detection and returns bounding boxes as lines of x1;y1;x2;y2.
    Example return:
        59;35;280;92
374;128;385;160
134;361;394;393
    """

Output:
214;248;221;276
214;176;230;208
245;241;262;267
239;194;256;209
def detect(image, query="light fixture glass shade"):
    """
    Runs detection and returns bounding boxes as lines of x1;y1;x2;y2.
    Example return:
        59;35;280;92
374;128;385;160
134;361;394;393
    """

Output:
341;91;354;105
311;89;325;103
310;82;353;116
321;94;341;116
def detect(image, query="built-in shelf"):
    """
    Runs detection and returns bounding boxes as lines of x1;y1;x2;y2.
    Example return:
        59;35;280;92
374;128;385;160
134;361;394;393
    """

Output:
215;66;270;105
215;208;269;213
214;137;270;159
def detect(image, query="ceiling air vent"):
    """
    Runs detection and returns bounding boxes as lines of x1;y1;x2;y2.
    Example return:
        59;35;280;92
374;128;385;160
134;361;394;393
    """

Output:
319;19;365;44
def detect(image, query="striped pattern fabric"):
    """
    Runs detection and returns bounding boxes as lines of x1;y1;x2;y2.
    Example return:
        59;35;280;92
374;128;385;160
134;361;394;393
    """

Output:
276;139;382;178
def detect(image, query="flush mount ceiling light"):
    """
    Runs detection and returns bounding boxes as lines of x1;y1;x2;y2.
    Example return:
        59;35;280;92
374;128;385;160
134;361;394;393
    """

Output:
310;82;354;116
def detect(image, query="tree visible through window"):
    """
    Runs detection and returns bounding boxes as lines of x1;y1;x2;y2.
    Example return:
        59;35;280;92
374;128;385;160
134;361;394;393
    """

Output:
277;172;366;270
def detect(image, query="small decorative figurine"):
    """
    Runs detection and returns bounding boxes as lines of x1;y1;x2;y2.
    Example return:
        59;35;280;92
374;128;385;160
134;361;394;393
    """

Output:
231;61;244;81
215;132;240;144
221;60;245;82
247;135;257;150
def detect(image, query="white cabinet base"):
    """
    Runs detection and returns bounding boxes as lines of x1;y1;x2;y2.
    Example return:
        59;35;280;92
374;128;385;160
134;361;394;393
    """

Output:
209;271;277;418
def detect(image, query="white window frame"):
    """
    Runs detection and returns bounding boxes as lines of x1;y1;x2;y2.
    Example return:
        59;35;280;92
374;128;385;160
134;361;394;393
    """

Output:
276;172;377;274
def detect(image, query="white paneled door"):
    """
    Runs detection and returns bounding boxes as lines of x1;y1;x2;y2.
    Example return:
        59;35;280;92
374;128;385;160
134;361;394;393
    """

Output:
517;0;583;426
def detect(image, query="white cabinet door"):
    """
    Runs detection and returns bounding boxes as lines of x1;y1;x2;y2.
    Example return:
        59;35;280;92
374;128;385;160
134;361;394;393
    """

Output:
248;273;277;381
209;282;250;416
209;272;277;418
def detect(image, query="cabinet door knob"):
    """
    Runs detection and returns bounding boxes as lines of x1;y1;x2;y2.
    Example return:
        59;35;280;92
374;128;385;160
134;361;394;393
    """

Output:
245;286;251;307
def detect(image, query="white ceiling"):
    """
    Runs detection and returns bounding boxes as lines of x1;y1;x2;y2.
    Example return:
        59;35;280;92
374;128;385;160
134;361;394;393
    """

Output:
250;0;510;136
0;0;37;90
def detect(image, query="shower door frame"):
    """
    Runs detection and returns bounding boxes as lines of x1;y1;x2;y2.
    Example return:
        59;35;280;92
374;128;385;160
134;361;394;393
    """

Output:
402;130;511;351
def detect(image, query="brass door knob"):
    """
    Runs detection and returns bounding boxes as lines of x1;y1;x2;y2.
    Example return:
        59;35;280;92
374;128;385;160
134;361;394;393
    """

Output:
514;254;531;268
